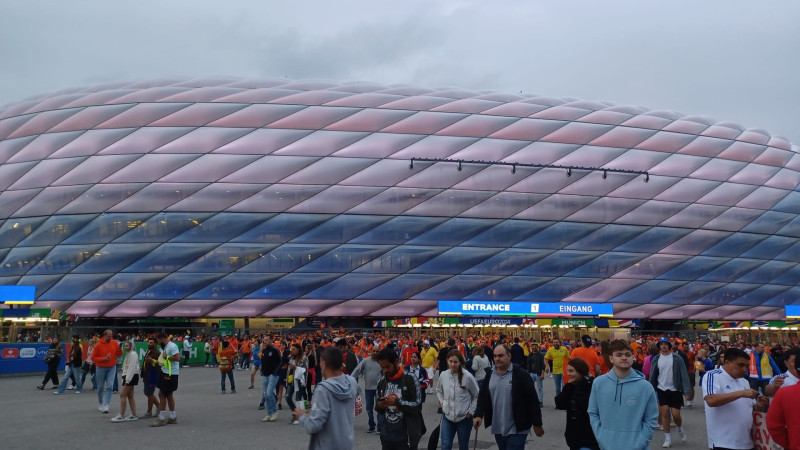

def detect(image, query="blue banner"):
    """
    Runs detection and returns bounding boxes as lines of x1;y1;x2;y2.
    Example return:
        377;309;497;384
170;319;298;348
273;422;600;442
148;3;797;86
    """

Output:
439;300;613;317
0;343;65;374
786;305;800;319
0;285;35;304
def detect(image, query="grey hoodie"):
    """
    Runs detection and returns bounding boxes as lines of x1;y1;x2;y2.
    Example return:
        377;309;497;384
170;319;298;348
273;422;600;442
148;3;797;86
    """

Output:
299;373;361;450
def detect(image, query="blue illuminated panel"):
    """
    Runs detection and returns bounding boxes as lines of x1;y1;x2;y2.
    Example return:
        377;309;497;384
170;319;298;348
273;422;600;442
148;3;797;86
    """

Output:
786;305;800;318
0;285;35;304
438;300;613;317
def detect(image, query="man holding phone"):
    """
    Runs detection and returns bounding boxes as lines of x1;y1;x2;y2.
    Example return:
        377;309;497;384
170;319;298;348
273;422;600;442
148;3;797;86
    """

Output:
376;348;423;450
703;347;770;450
765;347;800;397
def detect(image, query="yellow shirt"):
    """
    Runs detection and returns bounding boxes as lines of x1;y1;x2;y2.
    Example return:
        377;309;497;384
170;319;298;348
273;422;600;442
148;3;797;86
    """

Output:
545;346;570;374
421;347;438;368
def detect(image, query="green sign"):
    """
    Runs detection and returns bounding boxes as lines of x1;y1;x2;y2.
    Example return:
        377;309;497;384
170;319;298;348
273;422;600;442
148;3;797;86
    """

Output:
553;319;594;327
132;342;215;366
218;320;235;330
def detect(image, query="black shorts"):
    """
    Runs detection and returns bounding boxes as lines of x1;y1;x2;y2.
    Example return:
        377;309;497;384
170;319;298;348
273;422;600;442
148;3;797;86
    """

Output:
122;374;139;386
656;388;683;409
158;374;179;395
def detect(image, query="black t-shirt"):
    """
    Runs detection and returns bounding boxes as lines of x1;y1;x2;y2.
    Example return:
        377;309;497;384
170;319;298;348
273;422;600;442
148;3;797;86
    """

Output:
437;346;451;371
70;345;82;368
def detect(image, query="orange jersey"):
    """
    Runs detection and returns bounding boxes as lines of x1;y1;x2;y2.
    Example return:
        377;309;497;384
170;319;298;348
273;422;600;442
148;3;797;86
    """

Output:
570;347;600;376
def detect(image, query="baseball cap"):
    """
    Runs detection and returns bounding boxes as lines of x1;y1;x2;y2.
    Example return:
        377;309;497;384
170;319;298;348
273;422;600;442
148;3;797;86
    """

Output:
581;335;593;346
423;340;430;345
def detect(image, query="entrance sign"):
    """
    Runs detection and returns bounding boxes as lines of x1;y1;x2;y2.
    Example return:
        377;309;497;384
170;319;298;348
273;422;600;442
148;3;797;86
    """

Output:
0;286;35;304
438;301;613;317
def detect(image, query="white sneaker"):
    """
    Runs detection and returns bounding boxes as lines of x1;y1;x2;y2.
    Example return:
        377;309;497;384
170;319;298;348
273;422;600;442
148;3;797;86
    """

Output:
678;429;687;442
103;404;110;413
125;415;138;421
67;385;74;390
662;439;671;448
111;414;125;423
685;400;693;407
291;420;299;425
98;404;104;412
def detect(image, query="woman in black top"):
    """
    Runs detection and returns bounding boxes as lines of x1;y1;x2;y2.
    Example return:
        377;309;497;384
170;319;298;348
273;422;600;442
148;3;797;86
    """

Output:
38;337;63;390
554;358;600;450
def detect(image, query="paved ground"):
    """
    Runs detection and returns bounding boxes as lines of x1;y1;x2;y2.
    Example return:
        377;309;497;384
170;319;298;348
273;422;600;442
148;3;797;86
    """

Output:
1;367;710;449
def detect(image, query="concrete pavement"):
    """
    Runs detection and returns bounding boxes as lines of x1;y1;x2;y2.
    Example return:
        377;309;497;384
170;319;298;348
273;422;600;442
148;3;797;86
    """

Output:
1;366;712;449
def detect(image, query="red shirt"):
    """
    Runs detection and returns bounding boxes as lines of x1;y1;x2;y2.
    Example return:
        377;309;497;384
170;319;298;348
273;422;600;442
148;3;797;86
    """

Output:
767;383;800;449
685;350;696;374
401;345;418;367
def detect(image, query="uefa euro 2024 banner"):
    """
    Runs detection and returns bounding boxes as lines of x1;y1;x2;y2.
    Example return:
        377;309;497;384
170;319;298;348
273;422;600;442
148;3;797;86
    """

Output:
0;343;66;374
0;342;216;374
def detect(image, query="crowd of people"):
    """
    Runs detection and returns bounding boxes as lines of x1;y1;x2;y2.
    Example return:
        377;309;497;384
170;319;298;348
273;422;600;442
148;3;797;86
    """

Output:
31;328;800;449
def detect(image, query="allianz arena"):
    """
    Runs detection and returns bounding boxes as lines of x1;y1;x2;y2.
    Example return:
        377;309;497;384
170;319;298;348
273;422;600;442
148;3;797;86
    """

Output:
0;77;799;320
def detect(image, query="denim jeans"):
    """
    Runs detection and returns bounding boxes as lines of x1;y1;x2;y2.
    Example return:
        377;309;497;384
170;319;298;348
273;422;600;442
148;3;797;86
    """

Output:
441;416;473;450
56;365;78;393
221;371;235;391
79;365;91;392
530;373;544;403
286;383;296;411
95;365;116;406
494;433;527;450
364;389;384;431
262;374;278;415
112;364;120;392
553;373;563;396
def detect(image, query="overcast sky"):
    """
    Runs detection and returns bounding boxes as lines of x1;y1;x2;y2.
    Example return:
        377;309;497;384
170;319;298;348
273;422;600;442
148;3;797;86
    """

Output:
1;0;798;143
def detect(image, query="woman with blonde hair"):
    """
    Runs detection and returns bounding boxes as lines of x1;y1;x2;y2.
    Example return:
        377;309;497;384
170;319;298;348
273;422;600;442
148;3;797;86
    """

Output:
111;340;139;422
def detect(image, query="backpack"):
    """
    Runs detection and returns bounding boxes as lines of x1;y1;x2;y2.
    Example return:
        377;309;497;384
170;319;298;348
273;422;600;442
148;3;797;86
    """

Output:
218;353;231;371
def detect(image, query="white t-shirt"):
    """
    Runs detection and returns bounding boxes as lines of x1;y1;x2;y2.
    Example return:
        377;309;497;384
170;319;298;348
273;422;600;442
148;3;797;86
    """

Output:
656;354;675;391
161;341;180;375
768;370;799;389
703;368;755;449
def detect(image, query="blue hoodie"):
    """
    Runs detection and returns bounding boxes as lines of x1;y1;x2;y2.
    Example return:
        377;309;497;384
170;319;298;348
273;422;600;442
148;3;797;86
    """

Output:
588;368;659;450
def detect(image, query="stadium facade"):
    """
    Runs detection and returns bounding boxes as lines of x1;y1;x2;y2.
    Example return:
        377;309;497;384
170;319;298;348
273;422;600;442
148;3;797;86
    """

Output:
0;77;798;320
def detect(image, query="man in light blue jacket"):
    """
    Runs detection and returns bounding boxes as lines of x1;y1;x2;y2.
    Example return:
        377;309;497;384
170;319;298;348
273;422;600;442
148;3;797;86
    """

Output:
588;339;659;450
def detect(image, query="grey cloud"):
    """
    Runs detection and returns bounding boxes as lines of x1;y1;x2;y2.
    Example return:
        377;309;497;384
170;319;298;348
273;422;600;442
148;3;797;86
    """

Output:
0;0;797;142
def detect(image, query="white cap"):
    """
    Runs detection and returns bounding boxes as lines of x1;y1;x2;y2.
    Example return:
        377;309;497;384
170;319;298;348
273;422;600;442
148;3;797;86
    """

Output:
423;340;430;345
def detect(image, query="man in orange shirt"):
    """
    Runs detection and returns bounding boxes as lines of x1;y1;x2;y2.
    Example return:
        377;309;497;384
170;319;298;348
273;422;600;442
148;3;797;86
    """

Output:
91;329;122;414
218;340;237;393
570;335;601;377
